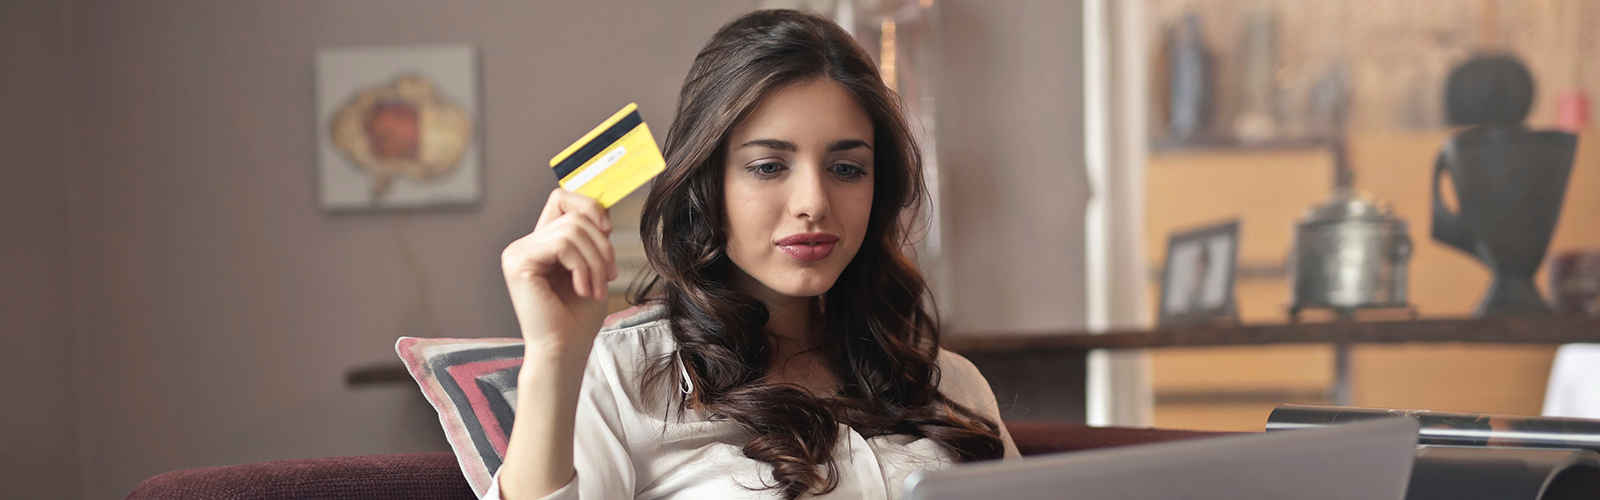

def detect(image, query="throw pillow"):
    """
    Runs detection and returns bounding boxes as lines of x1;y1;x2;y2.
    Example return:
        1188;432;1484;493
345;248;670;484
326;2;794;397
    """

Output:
395;304;660;497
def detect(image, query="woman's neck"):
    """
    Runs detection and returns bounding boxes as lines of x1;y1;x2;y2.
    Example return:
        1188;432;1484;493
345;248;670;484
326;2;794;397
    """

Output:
730;268;820;346
759;296;836;395
729;270;836;393
754;289;820;351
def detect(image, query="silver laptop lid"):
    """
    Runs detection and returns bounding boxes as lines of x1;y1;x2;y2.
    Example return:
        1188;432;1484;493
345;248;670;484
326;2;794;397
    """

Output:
905;417;1419;500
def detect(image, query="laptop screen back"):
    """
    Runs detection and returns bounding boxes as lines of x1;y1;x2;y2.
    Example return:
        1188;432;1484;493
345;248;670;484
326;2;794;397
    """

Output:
905;417;1419;500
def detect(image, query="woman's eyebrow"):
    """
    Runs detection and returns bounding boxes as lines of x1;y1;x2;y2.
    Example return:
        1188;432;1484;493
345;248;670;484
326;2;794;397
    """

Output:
828;139;872;152
735;138;873;152
737;138;797;151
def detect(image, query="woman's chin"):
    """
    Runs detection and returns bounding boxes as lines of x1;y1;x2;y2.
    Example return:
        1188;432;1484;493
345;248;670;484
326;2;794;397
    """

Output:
729;257;851;300
771;280;837;298
764;270;844;298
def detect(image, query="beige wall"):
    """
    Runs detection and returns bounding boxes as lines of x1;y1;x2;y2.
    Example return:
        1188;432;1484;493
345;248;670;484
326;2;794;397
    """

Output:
4;1;1089;498
0;0;82;498
938;0;1088;334
61;1;750;498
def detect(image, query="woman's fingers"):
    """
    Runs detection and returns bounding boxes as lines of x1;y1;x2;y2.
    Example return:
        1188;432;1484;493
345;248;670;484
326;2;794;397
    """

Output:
556;245;593;298
509;189;618;303
563;213;618;294
537;188;613;234
503;219;610;301
547;213;612;301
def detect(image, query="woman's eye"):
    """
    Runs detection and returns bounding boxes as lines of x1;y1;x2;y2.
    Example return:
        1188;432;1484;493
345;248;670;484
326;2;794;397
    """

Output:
831;163;867;179
747;162;785;177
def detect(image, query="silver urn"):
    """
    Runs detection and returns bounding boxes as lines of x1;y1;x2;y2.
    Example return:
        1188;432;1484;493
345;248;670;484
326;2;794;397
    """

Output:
1289;188;1412;315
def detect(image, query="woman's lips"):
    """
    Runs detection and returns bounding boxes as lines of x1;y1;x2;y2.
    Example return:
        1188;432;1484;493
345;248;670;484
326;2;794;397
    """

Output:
776;233;839;262
779;242;835;261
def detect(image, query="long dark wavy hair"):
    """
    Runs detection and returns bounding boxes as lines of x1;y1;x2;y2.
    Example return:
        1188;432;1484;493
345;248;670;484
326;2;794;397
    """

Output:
632;9;1004;499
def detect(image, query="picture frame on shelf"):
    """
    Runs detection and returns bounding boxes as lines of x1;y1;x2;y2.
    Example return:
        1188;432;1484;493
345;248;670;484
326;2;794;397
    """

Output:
1159;219;1240;327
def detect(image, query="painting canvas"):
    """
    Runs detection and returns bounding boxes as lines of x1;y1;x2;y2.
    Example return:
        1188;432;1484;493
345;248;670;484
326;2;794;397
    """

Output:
315;44;481;211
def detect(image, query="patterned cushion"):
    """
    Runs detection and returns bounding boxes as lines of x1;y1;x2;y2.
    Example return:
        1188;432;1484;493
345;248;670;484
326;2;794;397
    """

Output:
394;305;661;497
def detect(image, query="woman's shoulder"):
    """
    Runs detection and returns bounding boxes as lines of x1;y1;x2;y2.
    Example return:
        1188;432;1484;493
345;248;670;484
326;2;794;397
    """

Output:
584;303;688;418
599;303;669;333
590;303;676;362
935;348;981;378
583;303;681;398
934;348;994;405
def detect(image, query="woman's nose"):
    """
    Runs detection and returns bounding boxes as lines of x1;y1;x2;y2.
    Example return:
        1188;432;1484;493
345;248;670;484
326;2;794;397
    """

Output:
789;164;830;221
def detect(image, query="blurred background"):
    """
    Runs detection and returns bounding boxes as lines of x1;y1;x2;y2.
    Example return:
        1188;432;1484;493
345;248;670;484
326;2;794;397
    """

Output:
1136;0;1600;431
3;0;1597;499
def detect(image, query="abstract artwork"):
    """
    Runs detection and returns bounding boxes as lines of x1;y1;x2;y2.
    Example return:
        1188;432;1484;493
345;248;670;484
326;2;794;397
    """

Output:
315;44;481;211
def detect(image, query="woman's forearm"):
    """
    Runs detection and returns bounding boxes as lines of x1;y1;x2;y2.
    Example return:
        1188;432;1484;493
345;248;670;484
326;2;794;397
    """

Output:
498;344;593;500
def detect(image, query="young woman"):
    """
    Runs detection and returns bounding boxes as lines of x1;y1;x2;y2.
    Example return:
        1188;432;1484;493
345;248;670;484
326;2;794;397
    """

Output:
495;9;1018;500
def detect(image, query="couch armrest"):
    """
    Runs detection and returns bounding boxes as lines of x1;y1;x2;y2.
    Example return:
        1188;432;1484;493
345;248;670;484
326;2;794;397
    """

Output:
126;452;474;500
1006;421;1241;456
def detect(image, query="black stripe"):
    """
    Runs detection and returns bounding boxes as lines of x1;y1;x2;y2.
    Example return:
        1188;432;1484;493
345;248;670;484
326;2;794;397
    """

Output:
429;345;524;473
553;111;642;180
476;368;520;447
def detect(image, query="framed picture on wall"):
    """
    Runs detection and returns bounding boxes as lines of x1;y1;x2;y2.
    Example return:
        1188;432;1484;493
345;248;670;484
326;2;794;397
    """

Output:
1158;220;1240;327
314;44;482;212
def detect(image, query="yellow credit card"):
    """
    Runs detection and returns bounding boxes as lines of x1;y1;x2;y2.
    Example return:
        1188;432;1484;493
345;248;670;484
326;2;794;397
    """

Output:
549;103;666;208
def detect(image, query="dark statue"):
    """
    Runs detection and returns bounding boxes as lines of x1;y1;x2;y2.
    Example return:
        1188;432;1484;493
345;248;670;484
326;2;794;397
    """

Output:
1432;53;1578;316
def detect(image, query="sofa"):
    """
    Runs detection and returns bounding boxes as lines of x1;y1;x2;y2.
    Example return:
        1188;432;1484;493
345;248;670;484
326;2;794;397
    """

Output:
127;422;1236;500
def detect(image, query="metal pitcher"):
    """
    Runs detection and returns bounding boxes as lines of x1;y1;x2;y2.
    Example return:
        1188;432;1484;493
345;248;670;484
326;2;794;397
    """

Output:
1290;141;1411;315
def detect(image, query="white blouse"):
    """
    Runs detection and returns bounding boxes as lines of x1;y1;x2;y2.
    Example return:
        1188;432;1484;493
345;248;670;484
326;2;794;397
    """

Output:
485;311;1020;500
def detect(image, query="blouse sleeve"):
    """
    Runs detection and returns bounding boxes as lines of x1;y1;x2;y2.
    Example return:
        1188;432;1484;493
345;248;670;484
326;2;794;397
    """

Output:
480;342;640;500
937;350;1022;459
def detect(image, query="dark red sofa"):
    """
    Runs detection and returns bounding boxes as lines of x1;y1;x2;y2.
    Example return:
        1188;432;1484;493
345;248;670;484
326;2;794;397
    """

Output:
127;422;1236;500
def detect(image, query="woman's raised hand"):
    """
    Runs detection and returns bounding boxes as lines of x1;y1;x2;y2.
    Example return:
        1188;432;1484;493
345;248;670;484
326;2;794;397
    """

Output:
501;188;618;356
497;189;619;499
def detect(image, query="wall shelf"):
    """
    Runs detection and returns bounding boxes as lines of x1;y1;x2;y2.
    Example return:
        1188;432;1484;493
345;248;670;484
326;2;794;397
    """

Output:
945;316;1600;354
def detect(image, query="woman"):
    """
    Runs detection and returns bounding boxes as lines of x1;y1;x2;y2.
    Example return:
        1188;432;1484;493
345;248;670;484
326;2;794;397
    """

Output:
495;9;1018;500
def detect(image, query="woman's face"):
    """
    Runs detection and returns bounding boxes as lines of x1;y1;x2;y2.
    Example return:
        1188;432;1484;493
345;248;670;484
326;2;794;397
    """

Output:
722;78;875;302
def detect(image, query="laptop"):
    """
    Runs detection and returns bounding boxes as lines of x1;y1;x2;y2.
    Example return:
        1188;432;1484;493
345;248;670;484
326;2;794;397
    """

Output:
904;417;1419;500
